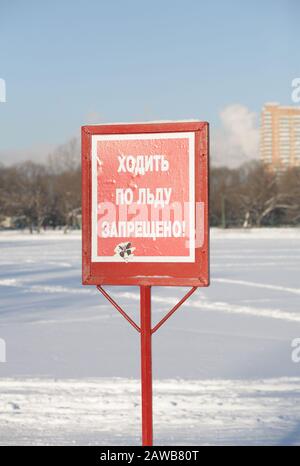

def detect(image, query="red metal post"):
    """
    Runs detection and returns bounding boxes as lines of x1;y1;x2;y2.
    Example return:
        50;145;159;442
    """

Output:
140;285;153;446
95;285;198;445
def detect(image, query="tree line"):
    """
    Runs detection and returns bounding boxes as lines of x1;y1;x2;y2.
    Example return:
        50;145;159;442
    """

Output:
0;139;81;232
0;138;300;231
210;161;300;227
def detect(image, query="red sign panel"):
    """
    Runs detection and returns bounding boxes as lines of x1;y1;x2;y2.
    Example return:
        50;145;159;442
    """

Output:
81;121;209;286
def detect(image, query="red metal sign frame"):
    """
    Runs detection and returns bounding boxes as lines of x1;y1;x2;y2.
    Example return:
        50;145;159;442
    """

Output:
81;121;210;446
81;121;209;287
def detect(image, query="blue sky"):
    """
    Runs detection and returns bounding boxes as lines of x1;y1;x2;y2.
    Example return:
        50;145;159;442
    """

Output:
0;0;299;163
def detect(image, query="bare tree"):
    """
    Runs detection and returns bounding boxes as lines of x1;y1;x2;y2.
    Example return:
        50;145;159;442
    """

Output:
48;138;80;175
3;162;51;232
236;162;298;227
278;168;300;224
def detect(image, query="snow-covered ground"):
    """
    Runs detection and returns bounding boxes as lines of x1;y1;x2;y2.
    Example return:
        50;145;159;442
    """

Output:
0;228;300;445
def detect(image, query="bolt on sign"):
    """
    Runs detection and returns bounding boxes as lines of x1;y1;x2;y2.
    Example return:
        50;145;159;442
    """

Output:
81;121;209;446
82;121;209;286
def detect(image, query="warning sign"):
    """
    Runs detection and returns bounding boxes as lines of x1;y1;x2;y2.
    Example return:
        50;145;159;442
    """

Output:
82;121;209;286
92;132;195;262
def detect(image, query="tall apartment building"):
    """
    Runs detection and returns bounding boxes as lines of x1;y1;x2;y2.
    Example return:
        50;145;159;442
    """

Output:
260;103;300;171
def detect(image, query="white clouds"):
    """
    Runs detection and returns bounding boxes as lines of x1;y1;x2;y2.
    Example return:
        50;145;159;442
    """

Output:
212;104;260;168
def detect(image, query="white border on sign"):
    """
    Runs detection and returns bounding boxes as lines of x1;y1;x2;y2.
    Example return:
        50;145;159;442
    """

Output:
91;132;195;263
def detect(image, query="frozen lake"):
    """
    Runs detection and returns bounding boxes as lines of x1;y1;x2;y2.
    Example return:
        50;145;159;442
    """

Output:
0;228;300;445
